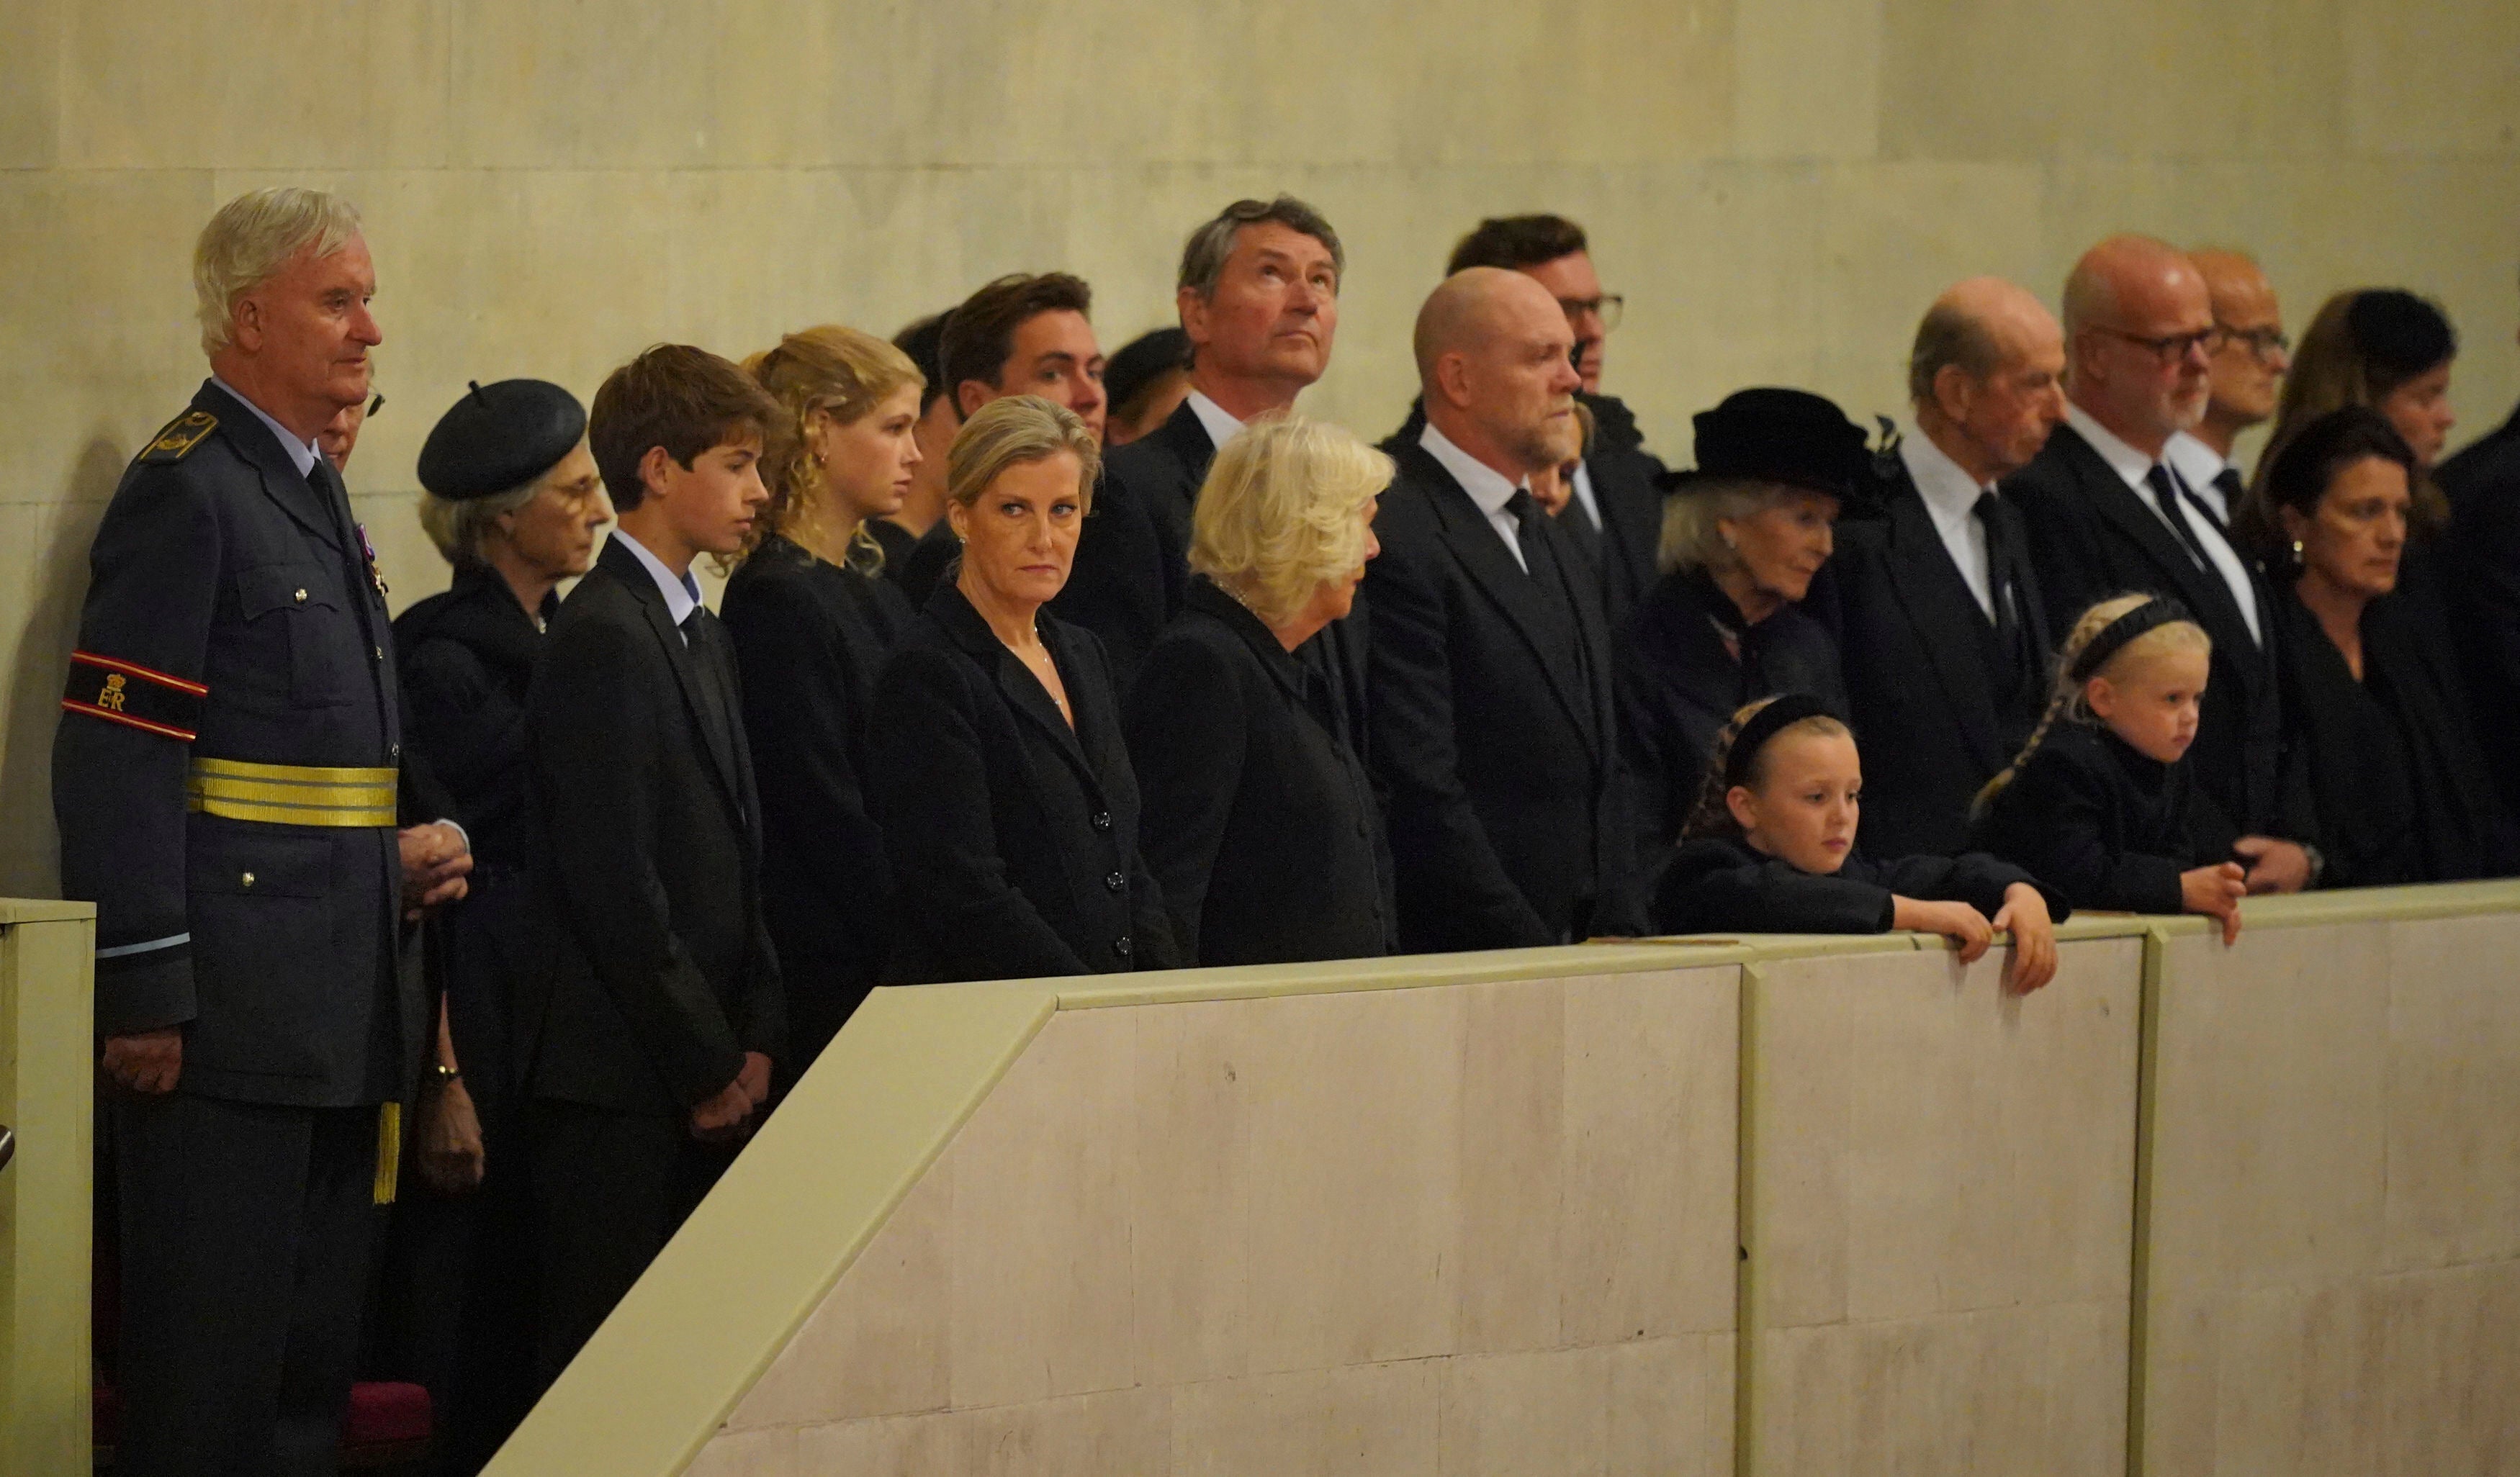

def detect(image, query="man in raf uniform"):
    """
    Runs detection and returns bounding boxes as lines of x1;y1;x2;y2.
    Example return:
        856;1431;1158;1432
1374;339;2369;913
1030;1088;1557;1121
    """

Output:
54;186;467;1477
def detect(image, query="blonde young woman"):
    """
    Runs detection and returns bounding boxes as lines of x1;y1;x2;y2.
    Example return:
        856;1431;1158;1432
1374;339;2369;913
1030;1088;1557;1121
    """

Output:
720;325;924;1067
1124;414;1398;966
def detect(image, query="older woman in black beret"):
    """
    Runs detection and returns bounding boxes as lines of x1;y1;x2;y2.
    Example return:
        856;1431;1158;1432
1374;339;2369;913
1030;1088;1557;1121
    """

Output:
1616;388;1869;850
384;378;608;1469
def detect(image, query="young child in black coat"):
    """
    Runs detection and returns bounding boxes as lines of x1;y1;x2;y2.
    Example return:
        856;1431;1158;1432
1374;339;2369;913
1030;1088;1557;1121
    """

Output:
1970;594;2249;943
1652;693;2067;992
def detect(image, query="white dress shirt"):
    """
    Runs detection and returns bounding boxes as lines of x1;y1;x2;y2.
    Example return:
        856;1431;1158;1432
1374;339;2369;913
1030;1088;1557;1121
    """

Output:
1419;422;1531;572
2066;404;2261;645
1185;389;1244;454
611;529;703;643
2164;431;2237;524
1567;459;1605;533
211;375;320;479
1899;425;1998;620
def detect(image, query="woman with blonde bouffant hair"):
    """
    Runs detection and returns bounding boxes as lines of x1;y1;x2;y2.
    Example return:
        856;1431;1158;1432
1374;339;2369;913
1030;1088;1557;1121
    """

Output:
1124;414;1400;965
719;324;924;1067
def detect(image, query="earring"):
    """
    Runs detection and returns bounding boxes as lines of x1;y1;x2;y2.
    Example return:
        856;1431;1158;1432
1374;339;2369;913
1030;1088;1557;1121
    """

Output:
2290;538;2305;565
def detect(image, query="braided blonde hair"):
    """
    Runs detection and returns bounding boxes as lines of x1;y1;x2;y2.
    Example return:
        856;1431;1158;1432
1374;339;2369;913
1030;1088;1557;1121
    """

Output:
1679;697;1853;842
1971;593;2213;816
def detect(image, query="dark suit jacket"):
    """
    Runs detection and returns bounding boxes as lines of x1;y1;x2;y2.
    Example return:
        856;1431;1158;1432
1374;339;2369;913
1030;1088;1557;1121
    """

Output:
2439;400;2520;816
2004;422;2301;852
1050;441;1188;696
1831;469;2052;858
868;584;1179;982
1394;391;1664;629
721;536;912;1065
1363;436;1634;950
523;538;785;1116
1126;579;1398;965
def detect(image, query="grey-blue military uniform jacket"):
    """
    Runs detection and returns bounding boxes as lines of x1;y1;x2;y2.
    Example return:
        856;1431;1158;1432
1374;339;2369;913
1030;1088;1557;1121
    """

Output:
54;379;422;1108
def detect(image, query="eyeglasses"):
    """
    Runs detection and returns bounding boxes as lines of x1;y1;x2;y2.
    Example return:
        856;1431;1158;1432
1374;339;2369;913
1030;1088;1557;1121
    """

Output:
1557;294;1625;332
2215;324;2291;360
2091;325;2223;363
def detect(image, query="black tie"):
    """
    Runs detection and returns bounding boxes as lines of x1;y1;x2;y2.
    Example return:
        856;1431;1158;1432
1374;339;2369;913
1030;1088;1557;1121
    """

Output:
1560;484;1606;570
1504;488;1546;576
2145;464;2211;569
2209;468;2246;533
1973;491;2041;694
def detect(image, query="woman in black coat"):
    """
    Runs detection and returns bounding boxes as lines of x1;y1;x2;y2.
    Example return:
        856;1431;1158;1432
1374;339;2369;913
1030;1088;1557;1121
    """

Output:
868;396;1179;983
723;326;924;1065
2259;407;2515;885
1618;390;1864;848
390;378;611;1471
1125;416;1397;966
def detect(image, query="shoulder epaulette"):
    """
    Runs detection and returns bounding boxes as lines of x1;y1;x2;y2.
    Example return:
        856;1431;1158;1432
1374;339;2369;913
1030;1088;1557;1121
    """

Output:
139;410;218;465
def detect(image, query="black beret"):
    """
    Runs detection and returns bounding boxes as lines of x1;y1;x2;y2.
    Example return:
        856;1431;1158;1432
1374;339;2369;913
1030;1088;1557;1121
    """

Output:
1665;387;1880;511
417;379;587;501
1104;327;1192;413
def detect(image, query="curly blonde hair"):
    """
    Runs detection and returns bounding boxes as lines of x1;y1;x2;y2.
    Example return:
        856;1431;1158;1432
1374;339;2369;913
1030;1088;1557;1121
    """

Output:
1189;415;1392;626
739;324;923;572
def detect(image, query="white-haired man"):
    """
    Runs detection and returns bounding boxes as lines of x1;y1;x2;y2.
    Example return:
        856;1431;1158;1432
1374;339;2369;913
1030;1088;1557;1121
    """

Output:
55;187;465;1475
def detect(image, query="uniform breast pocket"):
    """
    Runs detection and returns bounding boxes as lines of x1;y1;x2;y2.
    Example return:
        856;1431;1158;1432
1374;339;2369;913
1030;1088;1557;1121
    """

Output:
238;562;362;707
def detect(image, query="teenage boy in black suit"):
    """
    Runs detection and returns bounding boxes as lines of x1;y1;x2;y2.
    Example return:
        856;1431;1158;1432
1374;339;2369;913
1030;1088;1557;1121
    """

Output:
523;344;786;1386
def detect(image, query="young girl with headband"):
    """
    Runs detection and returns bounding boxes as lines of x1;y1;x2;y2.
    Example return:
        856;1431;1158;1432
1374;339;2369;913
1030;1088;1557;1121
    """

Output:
1970;594;2251;943
1652;693;2066;992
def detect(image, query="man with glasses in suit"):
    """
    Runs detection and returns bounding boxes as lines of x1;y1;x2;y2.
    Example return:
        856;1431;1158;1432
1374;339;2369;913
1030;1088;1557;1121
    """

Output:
2006;235;2319;893
2166;249;2291;525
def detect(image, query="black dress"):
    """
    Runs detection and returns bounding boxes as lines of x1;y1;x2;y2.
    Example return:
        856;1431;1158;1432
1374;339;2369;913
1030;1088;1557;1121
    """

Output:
1125;578;1397;965
721;534;914;1066
867;583;1181;983
1968;724;2195;915
1651;834;2064;936
2272;590;2514;885
384;563;554;1470
1618;567;1848;849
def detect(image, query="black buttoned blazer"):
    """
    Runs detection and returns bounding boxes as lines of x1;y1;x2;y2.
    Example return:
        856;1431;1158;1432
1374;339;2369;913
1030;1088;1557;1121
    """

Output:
1126;579;1398;966
523;537;785;1116
2004;423;2300;851
1363;438;1634;950
868;584;1179;982
1830;467;2051;858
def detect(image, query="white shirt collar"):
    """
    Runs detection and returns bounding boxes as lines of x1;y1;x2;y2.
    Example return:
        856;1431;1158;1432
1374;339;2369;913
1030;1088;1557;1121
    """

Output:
2163;430;2230;489
2064;401;2163;495
1899;422;1992;522
1418;420;1525;520
210;376;320;479
611;529;701;631
1184;390;1244;454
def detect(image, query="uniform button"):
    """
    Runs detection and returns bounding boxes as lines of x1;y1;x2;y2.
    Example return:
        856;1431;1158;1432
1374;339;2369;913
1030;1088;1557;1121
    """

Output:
1092;811;1112;832
1112;936;1133;958
240;871;256;888
388;742;401;763
1105;871;1125;893
293;587;308;603
373;645;384;661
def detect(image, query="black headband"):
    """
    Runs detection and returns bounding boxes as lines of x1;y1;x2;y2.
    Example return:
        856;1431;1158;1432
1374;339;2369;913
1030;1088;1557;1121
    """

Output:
2069;597;2192;685
1722;692;1839;791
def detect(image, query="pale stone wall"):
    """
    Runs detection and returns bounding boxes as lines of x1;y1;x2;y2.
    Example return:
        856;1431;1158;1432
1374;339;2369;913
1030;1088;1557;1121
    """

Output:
3;0;2517;890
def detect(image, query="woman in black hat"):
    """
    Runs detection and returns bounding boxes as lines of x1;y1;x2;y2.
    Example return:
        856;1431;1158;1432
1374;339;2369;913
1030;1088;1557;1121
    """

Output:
389;376;611;1470
1616;388;1865;850
1655;694;2065;993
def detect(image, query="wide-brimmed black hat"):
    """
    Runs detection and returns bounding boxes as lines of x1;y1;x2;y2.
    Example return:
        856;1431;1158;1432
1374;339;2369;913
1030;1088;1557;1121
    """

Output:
1662;387;1880;510
418;379;587;500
